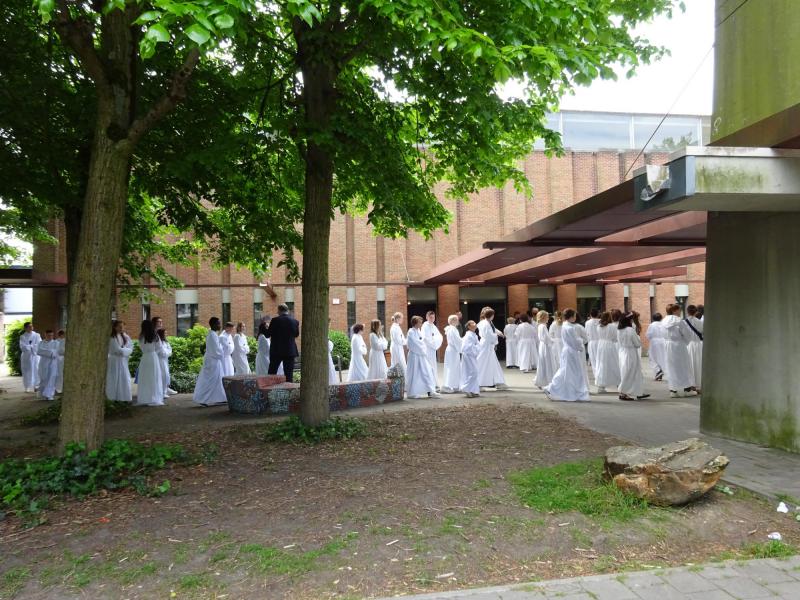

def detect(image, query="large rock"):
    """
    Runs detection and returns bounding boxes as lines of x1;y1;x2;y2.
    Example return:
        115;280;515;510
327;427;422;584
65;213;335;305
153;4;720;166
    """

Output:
604;438;729;506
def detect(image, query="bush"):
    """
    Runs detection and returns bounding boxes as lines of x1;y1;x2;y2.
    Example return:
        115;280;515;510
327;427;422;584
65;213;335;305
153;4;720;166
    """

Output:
170;372;198;394
247;336;258;371
263;415;367;444
128;324;209;377
0;440;187;520
3;320;27;376
128;340;142;378
328;330;351;370
20;399;133;427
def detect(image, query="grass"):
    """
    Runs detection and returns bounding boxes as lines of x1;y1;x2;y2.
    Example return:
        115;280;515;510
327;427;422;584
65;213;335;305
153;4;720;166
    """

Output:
20;399;132;426
1;567;30;598
508;458;649;523
239;533;358;576
38;550;159;589
711;540;797;562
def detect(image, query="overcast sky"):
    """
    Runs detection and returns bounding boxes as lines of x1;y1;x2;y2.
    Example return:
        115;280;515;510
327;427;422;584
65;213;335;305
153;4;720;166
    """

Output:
559;0;715;116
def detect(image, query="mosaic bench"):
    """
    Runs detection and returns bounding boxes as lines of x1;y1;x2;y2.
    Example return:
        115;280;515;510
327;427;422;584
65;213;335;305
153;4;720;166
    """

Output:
223;367;405;416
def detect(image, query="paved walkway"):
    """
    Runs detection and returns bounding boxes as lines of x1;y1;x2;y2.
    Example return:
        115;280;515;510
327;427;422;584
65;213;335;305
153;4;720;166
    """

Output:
376;556;800;599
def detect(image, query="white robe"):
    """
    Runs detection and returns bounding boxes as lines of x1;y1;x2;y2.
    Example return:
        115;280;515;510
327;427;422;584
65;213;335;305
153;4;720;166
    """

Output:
405;327;437;397
503;323;518;367
545;322;589;402
477;319;506;387
594;324;621;388
106;334;133;402
645;321;667;377
662;315;695;391
442;325;462;392
36;339;59;400
193;331;227;405
421;321;443;386
232;333;251;375
136;339;164;406
534;323;557;387
348;333;369;382
19;331;42;391
328;340;338;384
585;318;600;373
256;334;282;376
158;340;172;397
685;316;703;389
367;333;388;379
459;330;480;394
618;327;644;397
549;321;563;368
389;323;407;373
219;332;235;377
55;337;65;393
514;322;538;372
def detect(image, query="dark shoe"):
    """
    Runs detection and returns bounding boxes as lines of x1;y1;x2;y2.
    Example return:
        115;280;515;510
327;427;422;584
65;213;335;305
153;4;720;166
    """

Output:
655;372;663;381
636;394;651;400
619;394;635;401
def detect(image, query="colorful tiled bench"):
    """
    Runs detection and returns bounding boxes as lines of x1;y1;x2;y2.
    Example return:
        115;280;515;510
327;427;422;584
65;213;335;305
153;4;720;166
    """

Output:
223;367;405;416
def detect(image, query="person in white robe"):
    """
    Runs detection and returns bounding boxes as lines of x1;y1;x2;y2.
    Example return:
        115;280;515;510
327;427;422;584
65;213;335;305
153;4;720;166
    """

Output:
367;320;389;379
645;313;667;381
389;313;407;374
421;312;443;387
477;308;507;389
232;322;251;375
156;328;173;399
442;315;462;393
405;316;439;398
459;321;480;397
503;318;518;369
594;312;621;393
585;309;600;374
36;330;59;401
348;324;369;382
549;312;564;368
685;305;704;392
617;314;649;400
106;321;133;402
544;310;590;402
328;339;338;384
514;314;538;372
534;311;557;388
193;317;228;406
219;322;235;377
662;304;695;397
55;330;65;394
136;320;164;406
19;323;42;393
255;321;282;376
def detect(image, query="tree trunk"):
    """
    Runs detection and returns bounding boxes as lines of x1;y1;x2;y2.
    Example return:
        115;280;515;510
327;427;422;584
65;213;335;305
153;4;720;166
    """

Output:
298;58;337;427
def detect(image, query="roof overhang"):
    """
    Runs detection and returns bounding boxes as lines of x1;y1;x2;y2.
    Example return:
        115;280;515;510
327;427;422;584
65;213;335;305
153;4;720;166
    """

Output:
0;268;67;288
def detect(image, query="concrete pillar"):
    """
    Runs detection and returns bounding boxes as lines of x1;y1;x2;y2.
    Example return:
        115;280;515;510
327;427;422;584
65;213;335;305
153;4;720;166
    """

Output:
507;284;529;317
555;284;577;311
701;212;800;452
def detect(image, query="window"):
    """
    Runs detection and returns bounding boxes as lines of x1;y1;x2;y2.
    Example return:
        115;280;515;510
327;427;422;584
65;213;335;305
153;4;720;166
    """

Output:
346;287;356;332
176;303;199;336
253;302;263;333
633;116;702;152
377;300;386;326
561;112;631;150
142;304;151;322
222;302;231;325
286;302;295;314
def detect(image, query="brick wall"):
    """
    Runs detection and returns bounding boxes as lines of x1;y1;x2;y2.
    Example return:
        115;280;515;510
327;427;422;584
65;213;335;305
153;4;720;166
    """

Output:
556;284;578;311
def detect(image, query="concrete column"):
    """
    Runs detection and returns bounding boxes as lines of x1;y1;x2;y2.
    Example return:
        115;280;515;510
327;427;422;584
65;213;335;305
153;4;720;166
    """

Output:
701;212;800;452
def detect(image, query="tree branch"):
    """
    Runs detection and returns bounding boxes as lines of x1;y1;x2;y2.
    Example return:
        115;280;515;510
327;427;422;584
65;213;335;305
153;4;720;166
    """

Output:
53;0;108;90
123;47;201;150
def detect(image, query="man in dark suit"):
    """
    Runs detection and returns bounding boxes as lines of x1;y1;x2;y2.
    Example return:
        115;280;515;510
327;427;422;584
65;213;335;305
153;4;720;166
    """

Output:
266;304;300;382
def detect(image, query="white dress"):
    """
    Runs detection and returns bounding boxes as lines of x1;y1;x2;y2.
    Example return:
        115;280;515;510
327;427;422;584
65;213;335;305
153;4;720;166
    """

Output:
193;331;227;405
549;321;563;367
515;322;538;372
367;332;389;379
36;340;59;400
106;334;133;402
421;321;443;386
232;333;251;375
328;340;338;384
618;327;644;397
545;322;589;402
19;331;42;391
585;318;600;373
477;319;506;387
136;339;164;406
55;337;65;393
594;324;621;389
405;327;437;397
645;321;667;377
503;323;518;367
662;315;695;391
389;323;407;373
442;325;462;392
158;339;172;398
534;323;557;387
348;333;369;382
220;332;235;377
459;330;480;395
256;334;270;375
685;316;703;389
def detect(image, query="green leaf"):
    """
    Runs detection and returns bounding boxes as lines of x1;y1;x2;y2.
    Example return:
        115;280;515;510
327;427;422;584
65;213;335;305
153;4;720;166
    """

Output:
35;0;54;23
213;13;235;29
135;10;162;25
145;24;170;44
184;24;211;46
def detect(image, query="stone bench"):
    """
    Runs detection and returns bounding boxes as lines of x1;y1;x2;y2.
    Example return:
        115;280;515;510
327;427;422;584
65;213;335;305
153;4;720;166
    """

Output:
223;367;404;416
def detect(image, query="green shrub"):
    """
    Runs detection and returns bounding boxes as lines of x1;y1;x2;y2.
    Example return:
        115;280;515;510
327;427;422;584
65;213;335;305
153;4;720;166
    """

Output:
263;415;367;444
328;330;351;370
188;356;204;373
247;336;258;371
0;440;187;520
128;340;142;378
3;320;27;376
128;324;208;377
20;399;133;427
170;372;198;394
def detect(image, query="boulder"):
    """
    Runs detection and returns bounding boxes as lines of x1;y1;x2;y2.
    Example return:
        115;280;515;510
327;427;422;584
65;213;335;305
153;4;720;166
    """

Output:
604;438;729;506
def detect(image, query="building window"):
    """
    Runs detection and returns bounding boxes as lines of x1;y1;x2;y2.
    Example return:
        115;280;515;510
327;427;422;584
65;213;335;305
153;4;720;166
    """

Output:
176;303;199;336
286;302;295;314
222;302;231;325
561;112;631;150
346;287;357;332
253;302;263;333
377;300;386;326
142;304;151;322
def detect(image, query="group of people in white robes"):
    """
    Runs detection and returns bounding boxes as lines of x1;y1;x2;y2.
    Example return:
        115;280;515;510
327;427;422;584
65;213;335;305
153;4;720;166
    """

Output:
513;314;539;373
659;303;703;398
19;322;65;400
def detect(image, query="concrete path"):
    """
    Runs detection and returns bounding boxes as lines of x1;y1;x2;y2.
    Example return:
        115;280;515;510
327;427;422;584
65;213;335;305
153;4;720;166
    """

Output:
375;556;800;599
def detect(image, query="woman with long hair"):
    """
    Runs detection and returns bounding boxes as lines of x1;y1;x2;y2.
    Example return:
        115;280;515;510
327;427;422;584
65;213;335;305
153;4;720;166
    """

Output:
514;313;538;373
617;313;649;401
594;311;621;393
459;320;480;398
549;310;564;367
156;328;174;399
389;312;407;373
534;311;556;388
256;321;271;376
106;320;133;402
544;309;590;402
477;307;507;389
232;322;251;375
348;323;369;382
367;319;389;379
136;319;164;406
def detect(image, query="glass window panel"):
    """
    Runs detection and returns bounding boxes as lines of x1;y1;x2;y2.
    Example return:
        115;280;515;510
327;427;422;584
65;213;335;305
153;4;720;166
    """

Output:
253;302;263;333
633;116;701;152
222;302;231;325
377;300;386;327
176;303;198;336
561;112;631;150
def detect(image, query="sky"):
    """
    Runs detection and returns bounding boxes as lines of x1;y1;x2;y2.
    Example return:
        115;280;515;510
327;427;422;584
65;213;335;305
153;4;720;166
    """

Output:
558;0;715;116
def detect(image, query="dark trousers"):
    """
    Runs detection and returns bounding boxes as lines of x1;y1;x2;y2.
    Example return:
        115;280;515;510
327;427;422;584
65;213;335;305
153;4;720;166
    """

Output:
269;356;295;383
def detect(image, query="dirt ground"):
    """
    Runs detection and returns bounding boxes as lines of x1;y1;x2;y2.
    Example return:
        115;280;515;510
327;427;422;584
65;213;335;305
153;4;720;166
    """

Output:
1;404;799;600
